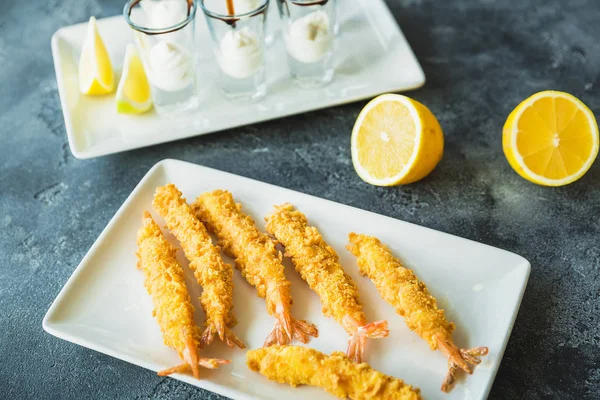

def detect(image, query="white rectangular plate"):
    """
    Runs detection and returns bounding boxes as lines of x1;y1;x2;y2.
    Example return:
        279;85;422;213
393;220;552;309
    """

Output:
43;159;529;400
51;0;425;159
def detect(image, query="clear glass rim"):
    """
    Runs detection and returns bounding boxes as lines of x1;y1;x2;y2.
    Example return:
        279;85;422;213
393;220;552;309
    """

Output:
123;0;198;35
289;0;330;4
199;0;269;21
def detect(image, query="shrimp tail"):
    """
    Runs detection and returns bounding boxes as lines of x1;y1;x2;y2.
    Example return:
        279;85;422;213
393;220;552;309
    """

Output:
437;336;471;373
264;285;318;347
198;358;232;369
186;335;201;379
264;314;318;347
157;359;231;377
441;362;459;393
346;320;389;363
359;320;389;338
277;307;294;341
157;331;231;378
264;318;289;347
223;326;246;349
437;335;489;392
200;322;245;349
200;325;217;349
158;363;190;377
290;317;319;343
159;334;201;378
346;333;366;363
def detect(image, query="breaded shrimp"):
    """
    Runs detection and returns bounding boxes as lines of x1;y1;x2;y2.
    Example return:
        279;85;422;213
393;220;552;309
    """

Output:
136;212;230;378
152;184;244;349
265;204;388;363
347;233;488;392
247;345;421;400
192;190;318;347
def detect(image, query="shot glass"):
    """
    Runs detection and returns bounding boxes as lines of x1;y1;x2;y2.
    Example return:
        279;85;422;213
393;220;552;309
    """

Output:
200;0;269;102
124;0;199;114
265;0;279;46
277;0;336;88
332;0;339;35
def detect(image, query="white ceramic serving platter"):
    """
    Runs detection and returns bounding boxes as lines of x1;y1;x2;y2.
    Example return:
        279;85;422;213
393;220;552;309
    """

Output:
43;159;529;400
51;0;425;159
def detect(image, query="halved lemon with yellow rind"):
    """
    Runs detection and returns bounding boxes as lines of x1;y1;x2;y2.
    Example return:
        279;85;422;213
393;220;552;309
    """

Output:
351;94;444;186
503;91;599;186
78;17;115;95
116;44;153;114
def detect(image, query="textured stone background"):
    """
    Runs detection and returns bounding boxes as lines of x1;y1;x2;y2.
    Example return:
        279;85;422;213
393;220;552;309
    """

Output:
1;0;599;399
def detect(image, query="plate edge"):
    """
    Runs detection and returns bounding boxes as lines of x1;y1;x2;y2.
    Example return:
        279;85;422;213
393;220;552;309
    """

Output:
369;0;426;88
51;28;87;160
165;159;533;400
480;259;531;399
52;5;427;159
41;323;257;400
41;160;265;400
43;158;531;400
42;160;167;331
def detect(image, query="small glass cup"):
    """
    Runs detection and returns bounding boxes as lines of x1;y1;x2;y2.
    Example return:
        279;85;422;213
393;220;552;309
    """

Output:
277;0;335;88
200;0;269;102
265;0;279;46
332;0;339;35
124;0;199;114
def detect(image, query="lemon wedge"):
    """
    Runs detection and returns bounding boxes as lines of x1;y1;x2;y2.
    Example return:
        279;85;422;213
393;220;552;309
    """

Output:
351;94;444;186
116;44;153;114
78;17;115;95
503;91;599;186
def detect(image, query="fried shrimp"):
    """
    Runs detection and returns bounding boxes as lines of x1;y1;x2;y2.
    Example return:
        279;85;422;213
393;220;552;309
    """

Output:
347;233;489;392
192;190;318;347
136;212;230;378
247;345;421;400
265;204;389;363
152;184;244;349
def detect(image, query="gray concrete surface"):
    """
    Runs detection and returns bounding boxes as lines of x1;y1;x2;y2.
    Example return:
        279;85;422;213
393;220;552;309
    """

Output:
1;0;599;399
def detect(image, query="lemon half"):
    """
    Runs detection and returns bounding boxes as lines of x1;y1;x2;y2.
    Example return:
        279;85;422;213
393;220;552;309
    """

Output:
351;94;444;186
503;91;599;186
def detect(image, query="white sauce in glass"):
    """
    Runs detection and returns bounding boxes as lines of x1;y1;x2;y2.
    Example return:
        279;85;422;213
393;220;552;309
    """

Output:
284;10;332;63
217;28;263;79
140;0;194;92
148;41;193;91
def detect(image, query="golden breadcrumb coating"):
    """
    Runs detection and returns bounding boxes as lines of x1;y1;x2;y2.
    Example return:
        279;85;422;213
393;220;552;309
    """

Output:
136;212;201;359
192;190;317;346
265;204;365;331
247;345;421;400
153;184;243;349
265;204;388;363
347;233;454;348
193;190;289;315
347;233;488;392
136;212;230;378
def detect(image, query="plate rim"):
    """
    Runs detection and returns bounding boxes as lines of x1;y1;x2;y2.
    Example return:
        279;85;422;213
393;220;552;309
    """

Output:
50;0;426;160
51;29;82;159
43;158;530;400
